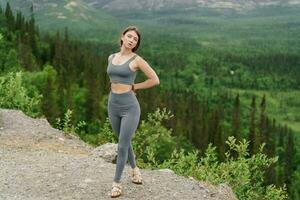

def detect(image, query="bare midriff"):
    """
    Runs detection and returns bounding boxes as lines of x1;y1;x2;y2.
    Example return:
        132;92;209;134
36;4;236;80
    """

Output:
110;82;132;94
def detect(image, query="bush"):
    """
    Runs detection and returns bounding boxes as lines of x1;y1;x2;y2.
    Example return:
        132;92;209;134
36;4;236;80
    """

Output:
55;109;76;135
158;136;287;200
0;71;42;117
97;117;117;145
132;107;178;168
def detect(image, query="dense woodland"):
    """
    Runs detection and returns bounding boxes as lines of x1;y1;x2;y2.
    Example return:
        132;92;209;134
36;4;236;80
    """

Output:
0;2;299;199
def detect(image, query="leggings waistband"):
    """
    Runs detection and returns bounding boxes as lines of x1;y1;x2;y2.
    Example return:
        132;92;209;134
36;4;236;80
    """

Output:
108;90;138;106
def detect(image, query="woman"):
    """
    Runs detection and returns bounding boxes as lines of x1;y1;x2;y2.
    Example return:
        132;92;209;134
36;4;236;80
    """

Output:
106;25;160;198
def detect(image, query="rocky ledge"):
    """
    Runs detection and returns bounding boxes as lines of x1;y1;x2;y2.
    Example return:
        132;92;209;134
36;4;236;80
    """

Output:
0;108;238;200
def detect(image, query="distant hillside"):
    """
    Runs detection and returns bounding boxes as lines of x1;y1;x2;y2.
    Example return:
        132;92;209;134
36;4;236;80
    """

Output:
1;0;300;39
0;0;122;39
85;0;300;11
3;0;300;12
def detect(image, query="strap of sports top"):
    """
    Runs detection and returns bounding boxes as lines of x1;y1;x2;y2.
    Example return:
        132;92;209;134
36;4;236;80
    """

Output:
127;54;137;63
110;53;137;64
109;54;116;63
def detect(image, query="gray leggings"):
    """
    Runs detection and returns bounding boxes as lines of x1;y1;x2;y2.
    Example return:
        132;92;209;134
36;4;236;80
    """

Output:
107;90;141;183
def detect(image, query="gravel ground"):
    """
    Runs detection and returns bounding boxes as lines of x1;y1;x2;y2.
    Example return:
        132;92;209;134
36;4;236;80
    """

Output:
0;108;238;200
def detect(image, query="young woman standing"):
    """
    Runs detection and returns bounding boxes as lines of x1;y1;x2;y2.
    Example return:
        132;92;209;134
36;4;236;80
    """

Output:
106;26;160;198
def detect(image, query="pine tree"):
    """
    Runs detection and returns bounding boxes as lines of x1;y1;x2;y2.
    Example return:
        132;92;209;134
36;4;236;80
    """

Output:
53;31;62;72
248;96;258;155
190;92;203;149
232;93;241;141
84;53;102;127
277;125;286;186
259;94;267;152
41;65;59;125
17;34;36;71
215;108;225;161
285;128;295;192
15;11;25;36
28;3;39;59
209;108;225;161
4;2;15;32
264;117;277;185
62;27;76;112
53;31;66;118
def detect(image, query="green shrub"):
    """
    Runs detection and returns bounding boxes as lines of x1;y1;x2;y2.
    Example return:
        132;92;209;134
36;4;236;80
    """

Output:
0;71;42;117
132;107;177;167
159;148;200;176
97;117;117;145
159;136;287;200
55;109;76;135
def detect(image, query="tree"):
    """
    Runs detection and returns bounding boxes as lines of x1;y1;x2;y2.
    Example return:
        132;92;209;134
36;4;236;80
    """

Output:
284;129;295;193
264;117;277;185
276;125;285;186
248;96;258;155
232;93;241;141
4;2;15;32
28;3;39;59
259;94;267;152
41;65;59;124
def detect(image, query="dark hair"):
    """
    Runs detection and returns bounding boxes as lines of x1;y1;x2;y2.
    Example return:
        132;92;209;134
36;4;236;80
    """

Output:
119;26;141;52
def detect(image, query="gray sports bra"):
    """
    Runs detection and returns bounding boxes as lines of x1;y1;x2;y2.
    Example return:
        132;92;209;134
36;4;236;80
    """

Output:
106;53;138;85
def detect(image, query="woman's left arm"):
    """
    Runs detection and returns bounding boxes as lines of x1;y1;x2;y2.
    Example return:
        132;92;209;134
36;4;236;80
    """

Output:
133;56;160;91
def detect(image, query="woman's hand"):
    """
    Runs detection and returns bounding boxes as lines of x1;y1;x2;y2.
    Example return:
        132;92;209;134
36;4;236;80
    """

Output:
132;84;137;95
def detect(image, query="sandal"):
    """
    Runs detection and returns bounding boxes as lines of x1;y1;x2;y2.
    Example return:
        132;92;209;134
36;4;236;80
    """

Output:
132;167;143;184
110;182;122;198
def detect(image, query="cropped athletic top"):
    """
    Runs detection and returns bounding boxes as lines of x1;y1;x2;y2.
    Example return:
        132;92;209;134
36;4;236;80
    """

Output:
106;53;138;85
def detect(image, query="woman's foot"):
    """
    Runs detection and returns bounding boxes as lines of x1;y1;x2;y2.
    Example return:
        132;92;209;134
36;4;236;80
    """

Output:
132;167;143;184
110;182;122;198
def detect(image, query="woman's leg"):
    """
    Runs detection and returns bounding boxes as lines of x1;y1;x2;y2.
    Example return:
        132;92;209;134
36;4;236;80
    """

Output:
108;113;121;137
108;106;137;169
127;141;136;169
113;105;140;183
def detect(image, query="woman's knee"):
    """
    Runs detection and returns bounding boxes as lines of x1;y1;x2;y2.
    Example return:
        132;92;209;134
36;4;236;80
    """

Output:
118;142;130;154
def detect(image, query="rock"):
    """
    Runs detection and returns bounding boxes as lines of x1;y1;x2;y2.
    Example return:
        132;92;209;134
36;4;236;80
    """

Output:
0;108;239;200
91;142;118;163
156;168;175;174
217;183;238;200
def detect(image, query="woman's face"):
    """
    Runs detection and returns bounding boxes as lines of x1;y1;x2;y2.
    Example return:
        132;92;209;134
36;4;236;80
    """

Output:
121;30;139;50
